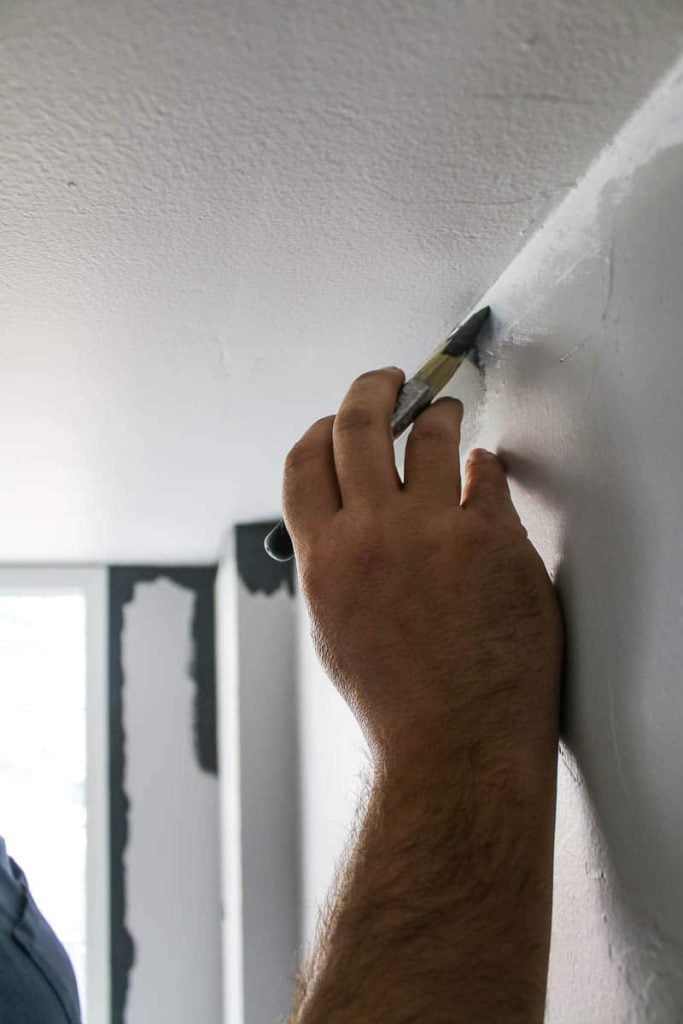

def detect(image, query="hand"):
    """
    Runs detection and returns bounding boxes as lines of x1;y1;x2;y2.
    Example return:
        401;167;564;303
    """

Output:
282;366;563;783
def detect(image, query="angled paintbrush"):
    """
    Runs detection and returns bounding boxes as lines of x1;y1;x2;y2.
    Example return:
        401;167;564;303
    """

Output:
264;305;490;562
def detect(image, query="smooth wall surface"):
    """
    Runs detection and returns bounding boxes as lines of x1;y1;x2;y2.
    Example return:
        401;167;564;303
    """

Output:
215;525;300;1024
296;589;374;955
296;56;683;1021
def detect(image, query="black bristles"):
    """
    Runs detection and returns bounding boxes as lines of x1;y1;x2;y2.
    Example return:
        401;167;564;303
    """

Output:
441;306;490;359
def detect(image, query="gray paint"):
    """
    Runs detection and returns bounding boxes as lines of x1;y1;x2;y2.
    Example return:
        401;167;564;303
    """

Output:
236;521;295;597
296;55;683;1021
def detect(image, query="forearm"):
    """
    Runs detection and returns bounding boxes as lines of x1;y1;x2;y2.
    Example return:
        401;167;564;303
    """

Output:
289;745;558;1024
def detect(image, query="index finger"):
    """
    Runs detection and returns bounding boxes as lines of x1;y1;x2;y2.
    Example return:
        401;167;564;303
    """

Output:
333;367;405;510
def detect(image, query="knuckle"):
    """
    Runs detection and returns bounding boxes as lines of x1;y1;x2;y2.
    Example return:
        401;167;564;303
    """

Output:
302;414;336;440
411;400;462;441
409;419;453;443
284;443;316;474
334;516;392;571
355;367;399;384
310;414;335;430
335;368;402;433
355;369;383;383
353;529;395;574
335;403;377;434
356;518;391;550
462;524;495;553
285;416;334;467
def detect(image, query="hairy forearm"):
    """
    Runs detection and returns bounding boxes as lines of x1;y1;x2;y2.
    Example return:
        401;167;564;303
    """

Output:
288;745;558;1024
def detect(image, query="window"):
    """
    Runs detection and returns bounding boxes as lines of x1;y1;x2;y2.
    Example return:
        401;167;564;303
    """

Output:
0;568;109;1024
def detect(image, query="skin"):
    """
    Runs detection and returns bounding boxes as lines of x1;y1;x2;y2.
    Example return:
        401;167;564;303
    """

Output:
282;366;564;1024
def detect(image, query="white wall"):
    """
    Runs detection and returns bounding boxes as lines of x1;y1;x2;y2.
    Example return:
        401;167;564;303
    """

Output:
296;55;683;1021
216;525;300;1024
296;593;374;951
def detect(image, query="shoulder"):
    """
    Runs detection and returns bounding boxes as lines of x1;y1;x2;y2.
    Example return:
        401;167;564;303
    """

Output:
0;838;82;1024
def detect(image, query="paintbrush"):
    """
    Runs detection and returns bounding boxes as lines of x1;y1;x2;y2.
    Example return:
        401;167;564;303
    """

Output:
264;306;491;562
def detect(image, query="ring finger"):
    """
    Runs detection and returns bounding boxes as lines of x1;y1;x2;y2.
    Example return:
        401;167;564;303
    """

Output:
402;397;464;506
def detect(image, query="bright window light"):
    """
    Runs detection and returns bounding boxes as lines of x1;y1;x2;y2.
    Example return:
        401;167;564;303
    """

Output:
0;592;88;1015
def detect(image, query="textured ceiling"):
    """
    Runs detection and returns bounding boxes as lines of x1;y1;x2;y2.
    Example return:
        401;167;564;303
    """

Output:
2;0;683;562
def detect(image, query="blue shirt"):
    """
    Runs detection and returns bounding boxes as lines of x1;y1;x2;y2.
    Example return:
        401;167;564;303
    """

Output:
0;837;82;1023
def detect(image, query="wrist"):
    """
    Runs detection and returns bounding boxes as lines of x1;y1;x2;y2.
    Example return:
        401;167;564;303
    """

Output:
379;728;553;783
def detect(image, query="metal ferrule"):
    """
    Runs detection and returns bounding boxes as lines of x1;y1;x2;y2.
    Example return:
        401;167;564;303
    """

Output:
390;377;435;439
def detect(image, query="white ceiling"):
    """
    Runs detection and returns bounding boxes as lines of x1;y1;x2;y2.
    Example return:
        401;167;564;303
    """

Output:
2;0;683;563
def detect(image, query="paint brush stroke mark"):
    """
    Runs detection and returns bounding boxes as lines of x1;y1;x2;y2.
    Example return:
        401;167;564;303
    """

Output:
602;232;617;324
108;565;219;1024
108;574;134;1024
558;339;589;363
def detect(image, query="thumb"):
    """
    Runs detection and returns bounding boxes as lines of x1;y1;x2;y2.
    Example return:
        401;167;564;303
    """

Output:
461;448;523;525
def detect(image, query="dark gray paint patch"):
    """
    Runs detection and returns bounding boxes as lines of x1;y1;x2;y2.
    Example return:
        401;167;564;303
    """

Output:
441;305;490;359
236;521;295;596
466;308;496;373
108;565;218;1024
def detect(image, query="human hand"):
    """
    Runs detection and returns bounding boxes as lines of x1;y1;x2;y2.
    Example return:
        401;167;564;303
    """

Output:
282;366;563;783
